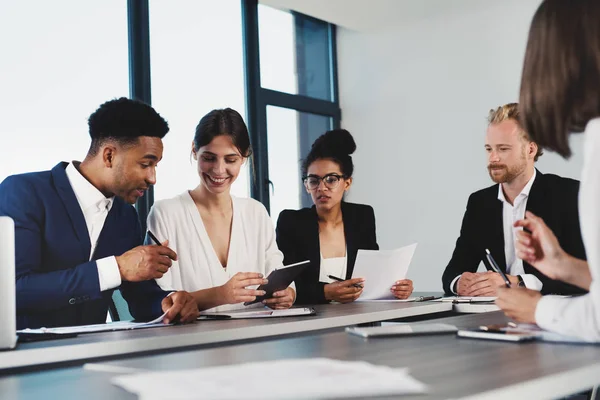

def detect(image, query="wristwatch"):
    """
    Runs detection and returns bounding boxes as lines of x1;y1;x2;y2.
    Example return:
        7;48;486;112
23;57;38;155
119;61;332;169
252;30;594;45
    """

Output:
517;275;526;288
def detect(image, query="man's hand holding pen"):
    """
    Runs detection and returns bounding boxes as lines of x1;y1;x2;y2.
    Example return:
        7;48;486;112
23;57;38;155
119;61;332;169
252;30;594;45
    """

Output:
116;239;178;282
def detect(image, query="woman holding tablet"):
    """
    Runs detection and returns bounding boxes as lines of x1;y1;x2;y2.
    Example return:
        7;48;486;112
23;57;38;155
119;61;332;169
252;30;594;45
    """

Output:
496;0;600;341
276;129;413;304
147;108;295;312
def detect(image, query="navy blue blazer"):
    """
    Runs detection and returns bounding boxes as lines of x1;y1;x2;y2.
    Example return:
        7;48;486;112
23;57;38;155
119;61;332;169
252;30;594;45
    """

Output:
276;202;379;304
0;162;168;329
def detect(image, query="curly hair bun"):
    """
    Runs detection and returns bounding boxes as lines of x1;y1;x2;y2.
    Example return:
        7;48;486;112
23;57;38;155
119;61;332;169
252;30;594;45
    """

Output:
311;129;356;157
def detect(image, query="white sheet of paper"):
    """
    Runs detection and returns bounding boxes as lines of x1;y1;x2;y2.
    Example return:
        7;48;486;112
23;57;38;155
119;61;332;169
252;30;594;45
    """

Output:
434;296;497;303
199;307;314;319
17;312;169;335
111;358;428;400
353;243;417;301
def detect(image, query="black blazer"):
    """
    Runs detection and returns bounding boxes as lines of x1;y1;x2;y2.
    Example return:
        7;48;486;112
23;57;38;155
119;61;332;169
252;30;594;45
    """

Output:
276;202;379;304
442;170;587;295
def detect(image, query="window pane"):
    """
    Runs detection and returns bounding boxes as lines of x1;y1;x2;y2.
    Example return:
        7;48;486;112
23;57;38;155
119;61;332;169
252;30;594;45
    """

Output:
0;1;128;182
258;5;333;101
266;106;332;222
150;0;249;201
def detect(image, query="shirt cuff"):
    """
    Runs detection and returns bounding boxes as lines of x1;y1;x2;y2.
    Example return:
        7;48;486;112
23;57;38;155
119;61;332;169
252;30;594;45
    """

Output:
450;275;461;294
520;274;543;291
534;295;563;331
97;256;122;292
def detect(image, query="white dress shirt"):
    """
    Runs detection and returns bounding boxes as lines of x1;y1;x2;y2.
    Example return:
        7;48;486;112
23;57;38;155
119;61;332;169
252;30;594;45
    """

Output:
497;169;543;290
65;162;121;292
535;118;600;342
451;170;543;293
147;192;293;312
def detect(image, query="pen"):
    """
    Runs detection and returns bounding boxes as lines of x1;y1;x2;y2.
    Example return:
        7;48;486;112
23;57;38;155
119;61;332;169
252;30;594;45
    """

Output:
327;275;363;288
147;230;162;246
484;249;511;288
413;296;441;302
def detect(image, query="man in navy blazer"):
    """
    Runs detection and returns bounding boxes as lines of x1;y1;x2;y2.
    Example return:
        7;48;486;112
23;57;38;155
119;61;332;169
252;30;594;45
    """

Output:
0;98;199;329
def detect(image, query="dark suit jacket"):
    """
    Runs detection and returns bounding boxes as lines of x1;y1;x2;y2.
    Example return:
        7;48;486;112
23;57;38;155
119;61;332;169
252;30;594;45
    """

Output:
276;202;379;304
442;170;587;295
0;162;168;329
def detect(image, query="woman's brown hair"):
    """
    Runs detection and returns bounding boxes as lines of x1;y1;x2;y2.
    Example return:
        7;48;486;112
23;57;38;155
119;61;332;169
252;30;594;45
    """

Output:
519;0;600;158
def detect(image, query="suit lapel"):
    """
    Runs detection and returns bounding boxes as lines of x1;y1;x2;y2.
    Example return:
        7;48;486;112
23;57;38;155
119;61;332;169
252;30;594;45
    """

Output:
51;162;91;257
525;170;545;216
490;185;507;272
523;170;545;274
342;202;358;279
307;207;321;281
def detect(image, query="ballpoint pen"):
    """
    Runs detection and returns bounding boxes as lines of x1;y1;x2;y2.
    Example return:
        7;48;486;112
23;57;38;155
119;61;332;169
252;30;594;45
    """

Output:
327;275;363;288
485;248;511;288
147;230;162;246
413;295;441;302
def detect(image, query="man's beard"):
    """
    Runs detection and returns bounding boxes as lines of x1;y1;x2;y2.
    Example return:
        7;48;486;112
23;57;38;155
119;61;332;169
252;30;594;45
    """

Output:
487;161;526;183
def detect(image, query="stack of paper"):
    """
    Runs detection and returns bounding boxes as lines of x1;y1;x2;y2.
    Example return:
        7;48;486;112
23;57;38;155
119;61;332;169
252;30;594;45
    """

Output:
17;312;169;335
112;358;428;399
352;243;418;301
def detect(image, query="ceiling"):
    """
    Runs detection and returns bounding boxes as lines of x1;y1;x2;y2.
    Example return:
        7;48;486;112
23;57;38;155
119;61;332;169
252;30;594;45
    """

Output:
259;0;499;32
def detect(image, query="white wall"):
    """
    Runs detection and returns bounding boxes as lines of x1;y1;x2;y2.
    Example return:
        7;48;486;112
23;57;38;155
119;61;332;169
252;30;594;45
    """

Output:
337;0;585;291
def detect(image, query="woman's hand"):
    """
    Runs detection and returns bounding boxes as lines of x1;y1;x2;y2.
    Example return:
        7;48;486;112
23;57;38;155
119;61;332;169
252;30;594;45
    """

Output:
324;278;365;303
391;279;413;299
263;287;296;309
219;272;267;305
514;211;567;281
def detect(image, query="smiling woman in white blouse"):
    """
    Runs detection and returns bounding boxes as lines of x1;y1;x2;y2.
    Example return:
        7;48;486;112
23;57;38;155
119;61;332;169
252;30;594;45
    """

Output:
146;108;295;312
495;0;600;341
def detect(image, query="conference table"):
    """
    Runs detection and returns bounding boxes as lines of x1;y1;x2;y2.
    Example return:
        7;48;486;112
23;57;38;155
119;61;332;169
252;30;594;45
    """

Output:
2;311;600;400
1;298;451;372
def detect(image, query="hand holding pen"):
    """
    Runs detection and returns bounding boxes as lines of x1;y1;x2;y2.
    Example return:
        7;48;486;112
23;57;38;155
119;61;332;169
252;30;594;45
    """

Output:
115;230;178;282
324;276;365;303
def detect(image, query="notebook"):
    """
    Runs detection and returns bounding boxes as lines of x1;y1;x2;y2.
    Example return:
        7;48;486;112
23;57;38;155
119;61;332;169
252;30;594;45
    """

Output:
198;307;316;319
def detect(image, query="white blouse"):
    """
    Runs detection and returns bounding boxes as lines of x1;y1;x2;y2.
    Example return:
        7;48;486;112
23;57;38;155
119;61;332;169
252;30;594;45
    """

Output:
319;254;347;284
147;192;290;312
535;118;600;341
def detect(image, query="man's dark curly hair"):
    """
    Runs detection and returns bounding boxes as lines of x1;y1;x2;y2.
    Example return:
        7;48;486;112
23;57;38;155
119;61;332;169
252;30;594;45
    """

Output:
87;97;169;156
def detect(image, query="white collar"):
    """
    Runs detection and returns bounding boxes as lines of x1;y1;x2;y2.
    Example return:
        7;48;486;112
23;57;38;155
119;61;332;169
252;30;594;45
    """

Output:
65;162;115;214
497;168;537;204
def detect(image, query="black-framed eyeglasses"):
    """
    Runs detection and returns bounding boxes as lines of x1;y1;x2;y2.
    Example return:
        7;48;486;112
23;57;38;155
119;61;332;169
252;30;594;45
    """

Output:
302;173;346;190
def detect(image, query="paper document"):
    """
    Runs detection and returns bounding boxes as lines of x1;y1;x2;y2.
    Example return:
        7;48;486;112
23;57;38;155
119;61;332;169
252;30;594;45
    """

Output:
17;312;169;335
358;295;442;303
434;296;497;303
199;307;316;319
112;358;428;399
353;243;417;301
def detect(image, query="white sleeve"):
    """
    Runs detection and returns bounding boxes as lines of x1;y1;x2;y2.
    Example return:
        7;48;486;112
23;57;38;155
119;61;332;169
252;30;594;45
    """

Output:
146;204;176;291
450;275;461;294
97;256;121;291
260;204;295;291
535;120;600;341
520;274;543;291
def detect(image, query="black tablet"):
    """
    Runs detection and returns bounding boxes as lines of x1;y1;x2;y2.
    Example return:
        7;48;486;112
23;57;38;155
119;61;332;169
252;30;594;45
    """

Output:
243;260;310;306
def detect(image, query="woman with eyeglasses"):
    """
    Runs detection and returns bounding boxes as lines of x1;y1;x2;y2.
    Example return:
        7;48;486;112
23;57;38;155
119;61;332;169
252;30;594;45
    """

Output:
276;129;413;304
